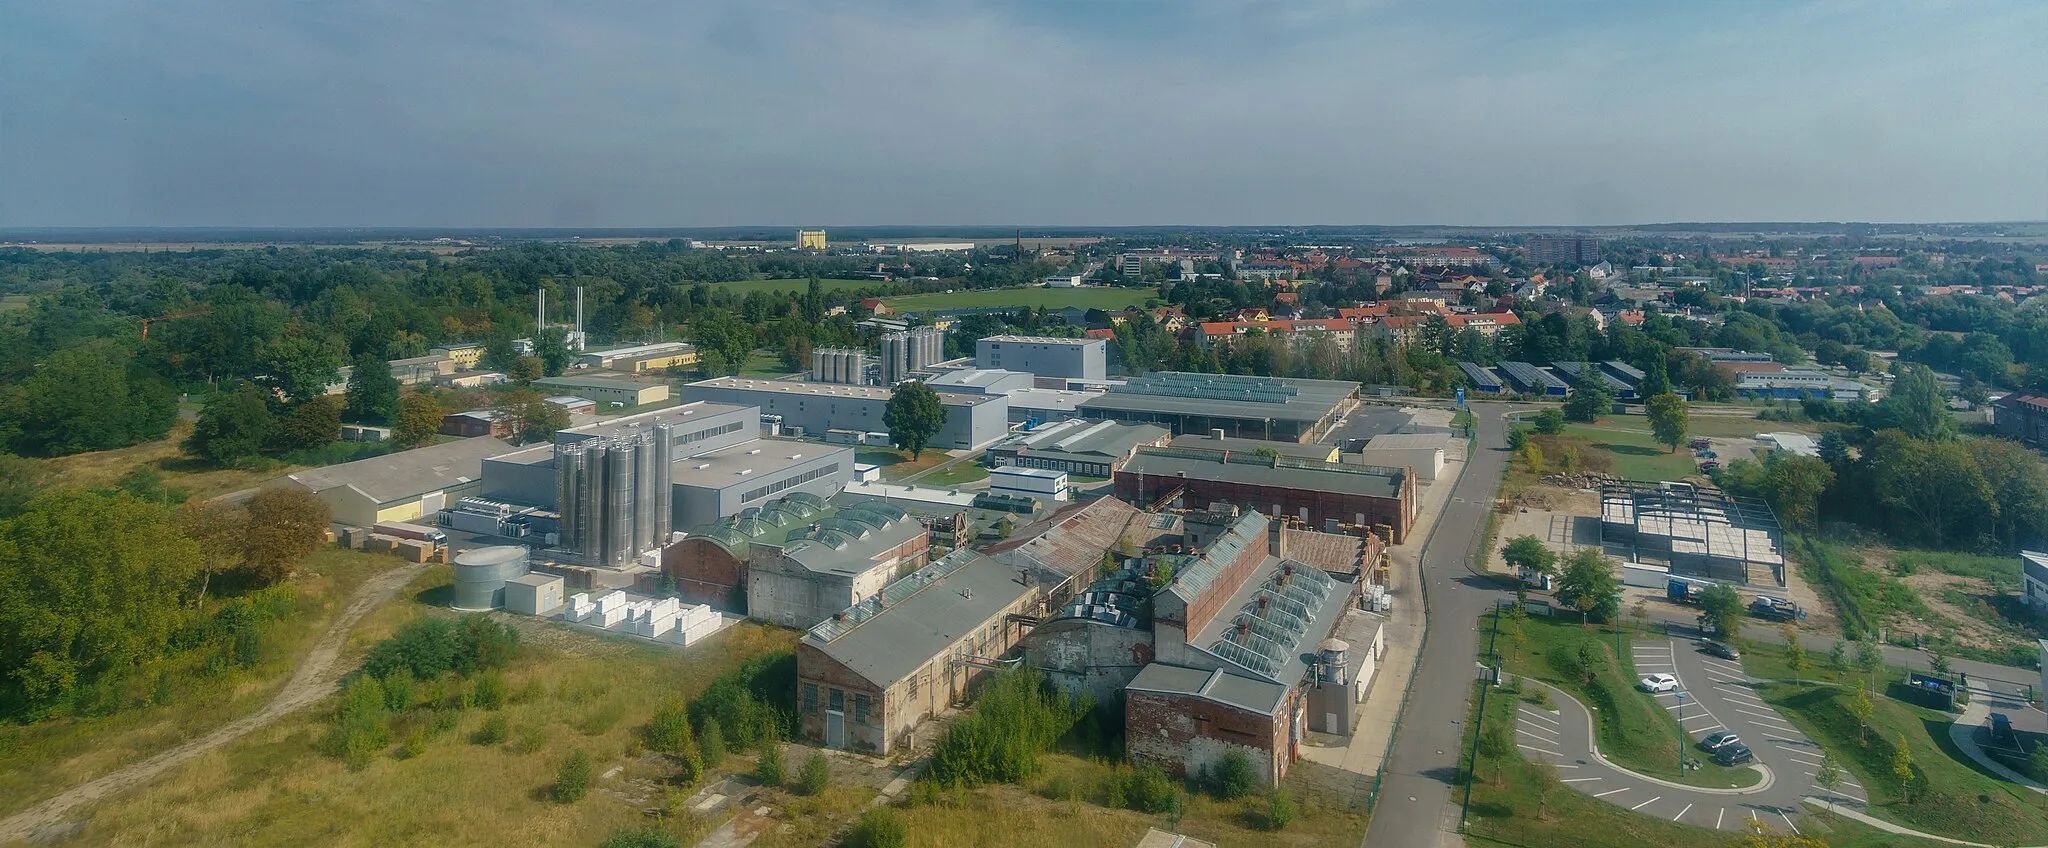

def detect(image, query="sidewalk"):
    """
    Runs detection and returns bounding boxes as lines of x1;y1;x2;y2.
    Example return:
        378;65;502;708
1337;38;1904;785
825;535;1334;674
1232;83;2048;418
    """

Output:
1950;699;2048;795
1298;449;1466;778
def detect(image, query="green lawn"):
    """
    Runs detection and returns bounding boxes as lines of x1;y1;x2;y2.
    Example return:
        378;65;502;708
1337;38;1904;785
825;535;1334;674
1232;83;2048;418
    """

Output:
736;350;798;378
1493;612;1758;788
882;286;1157;313
1561;424;1703;482
915;461;990;487
1756;678;2048;845
703;277;881;297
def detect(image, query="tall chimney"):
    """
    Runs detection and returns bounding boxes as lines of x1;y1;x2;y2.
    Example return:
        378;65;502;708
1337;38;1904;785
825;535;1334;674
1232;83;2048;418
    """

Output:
575;286;585;350
537;289;545;336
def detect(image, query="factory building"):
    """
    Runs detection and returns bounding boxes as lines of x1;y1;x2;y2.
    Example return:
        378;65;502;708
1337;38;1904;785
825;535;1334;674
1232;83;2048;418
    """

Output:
1024;506;1367;786
795;549;1042;755
430;342;487;370
975;335;1106;382
1115;445;1418;542
986;420;1171;478
1077;372;1359;444
532;375;671;408
682;376;1010;451
1356;433;1450;482
479;403;854;549
275;436;510;528
924;368;1035;395
1168;430;1340;463
880;326;945;384
742;500;931;628
810;348;868;384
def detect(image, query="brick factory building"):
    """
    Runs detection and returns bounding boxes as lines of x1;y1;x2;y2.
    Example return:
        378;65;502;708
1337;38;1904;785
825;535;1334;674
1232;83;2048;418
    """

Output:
1113;445;1418;543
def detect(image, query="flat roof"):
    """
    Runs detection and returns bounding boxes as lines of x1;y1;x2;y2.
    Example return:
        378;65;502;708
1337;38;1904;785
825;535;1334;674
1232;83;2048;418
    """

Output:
1005;388;1094;413
1129;663;1289;716
560;401;752;440
671;440;852;491
1169;432;1338;461
927;368;1030;388
1012;419;1167;458
534;374;670;391
1079;371;1355;423
1120;447;1405;500
804;550;1036;687
286;436;509;506
1363;432;1454;450
688;376;1000;407
978;335;1106;347
992;466;1067;480
507;572;561;588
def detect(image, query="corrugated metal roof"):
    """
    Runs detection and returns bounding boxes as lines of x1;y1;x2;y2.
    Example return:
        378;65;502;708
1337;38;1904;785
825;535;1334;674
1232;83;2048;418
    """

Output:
286;436;509;506
803;550;1036;687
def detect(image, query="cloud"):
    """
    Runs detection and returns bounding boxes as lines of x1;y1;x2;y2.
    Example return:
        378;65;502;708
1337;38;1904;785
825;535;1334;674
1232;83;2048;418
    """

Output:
1;0;2044;226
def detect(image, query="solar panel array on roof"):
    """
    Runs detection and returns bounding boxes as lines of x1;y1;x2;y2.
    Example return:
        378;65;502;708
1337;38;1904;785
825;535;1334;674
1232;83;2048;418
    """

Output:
1459;361;1504;391
1110;372;1301;405
1498;361;1568;392
1552;361;1633;394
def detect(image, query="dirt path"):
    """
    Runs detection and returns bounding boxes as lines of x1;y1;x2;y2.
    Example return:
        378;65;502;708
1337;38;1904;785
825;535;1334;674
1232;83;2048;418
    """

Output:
0;561;431;844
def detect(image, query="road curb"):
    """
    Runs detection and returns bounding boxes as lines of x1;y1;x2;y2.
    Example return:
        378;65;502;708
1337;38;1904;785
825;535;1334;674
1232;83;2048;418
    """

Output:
1530;680;1776;796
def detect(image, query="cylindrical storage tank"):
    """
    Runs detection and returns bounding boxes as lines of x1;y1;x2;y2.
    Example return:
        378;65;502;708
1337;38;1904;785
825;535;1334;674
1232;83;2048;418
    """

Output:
652;423;674;543
605;439;636;566
1317;637;1351;686
632;430;656;554
451;546;530;610
556;444;583;553
579;442;606;561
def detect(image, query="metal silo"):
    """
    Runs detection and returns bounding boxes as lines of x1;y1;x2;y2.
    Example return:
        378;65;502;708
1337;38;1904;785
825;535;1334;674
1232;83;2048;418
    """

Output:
652;423;674;544
631;428;656;554
451;546;530;610
605;438;636;567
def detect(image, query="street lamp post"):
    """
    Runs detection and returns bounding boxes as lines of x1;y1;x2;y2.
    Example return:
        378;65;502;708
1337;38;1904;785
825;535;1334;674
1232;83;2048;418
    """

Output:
1674;691;1688;776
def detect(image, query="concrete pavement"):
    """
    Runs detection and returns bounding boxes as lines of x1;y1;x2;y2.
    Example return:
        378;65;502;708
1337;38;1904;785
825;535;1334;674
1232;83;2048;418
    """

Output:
1361;403;1519;848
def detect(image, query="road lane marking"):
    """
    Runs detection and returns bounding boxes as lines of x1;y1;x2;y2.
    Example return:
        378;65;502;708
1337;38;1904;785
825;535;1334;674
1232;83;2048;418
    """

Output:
1631;796;1662;811
1674;803;1693;821
1594;787;1629;797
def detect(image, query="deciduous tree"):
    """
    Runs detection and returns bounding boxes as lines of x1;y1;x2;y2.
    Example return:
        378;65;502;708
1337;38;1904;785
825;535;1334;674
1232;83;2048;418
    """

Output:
1646;393;1688;453
275;395;343;451
393;394;446;449
884;381;946;460
1554;548;1620;625
344;353;401;425
240;487;330;584
187;381;276;466
1698;583;1745;639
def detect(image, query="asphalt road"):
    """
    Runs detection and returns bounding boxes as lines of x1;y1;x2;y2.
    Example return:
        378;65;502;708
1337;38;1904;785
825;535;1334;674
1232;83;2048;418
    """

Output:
1633;602;2041;696
1361;403;1518;848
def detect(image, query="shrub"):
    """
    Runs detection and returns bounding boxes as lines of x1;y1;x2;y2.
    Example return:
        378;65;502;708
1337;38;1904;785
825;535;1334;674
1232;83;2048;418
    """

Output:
395;729;428;760
471;714;508;745
926;667;1091;787
361;614;520;683
472;669;507;710
698;716;726;768
798;752;831;796
644;700;696;756
846;808;906;848
756;744;786;788
1122;766;1180;814
514;726;548;755
1210;750;1256;800
599;828;681;848
1262;788;1297;831
553;749;592;802
687;652;796;751
327;675;390;770
382;668;415;711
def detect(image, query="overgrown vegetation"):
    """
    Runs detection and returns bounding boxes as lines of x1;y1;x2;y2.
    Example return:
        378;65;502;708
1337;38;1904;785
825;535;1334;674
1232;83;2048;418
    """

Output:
926;667;1092;787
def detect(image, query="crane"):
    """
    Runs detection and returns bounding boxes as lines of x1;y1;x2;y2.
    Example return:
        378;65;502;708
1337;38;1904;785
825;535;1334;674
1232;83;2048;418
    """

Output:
139;308;210;339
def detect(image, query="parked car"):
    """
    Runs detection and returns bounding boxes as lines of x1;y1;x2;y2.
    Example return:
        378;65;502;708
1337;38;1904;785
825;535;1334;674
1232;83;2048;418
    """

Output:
1639;673;1680;693
1699;731;1742;751
1689;438;1712;450
1703;641;1741;660
1713;743;1754;766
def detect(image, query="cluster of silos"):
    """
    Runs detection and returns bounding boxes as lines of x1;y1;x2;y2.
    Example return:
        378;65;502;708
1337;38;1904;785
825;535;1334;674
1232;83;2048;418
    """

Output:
880;326;944;384
811;348;867;384
554;423;674;567
452;546;531;610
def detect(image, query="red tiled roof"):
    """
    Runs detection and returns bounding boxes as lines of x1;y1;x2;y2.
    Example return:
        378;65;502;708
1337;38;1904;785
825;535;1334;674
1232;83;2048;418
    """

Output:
1084;328;1116;340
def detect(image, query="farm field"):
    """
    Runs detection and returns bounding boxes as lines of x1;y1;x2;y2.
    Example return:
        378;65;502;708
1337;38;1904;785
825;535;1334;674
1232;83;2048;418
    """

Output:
703;277;881;297
882;286;1157;312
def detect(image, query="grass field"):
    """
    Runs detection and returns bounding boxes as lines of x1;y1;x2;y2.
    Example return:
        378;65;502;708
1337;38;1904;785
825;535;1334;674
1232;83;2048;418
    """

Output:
0;549;393;819
1493;612;1758;788
855;447;954;480
914;460;989;487
1460;681;1950;848
736;350;798;379
889;752;1366;848
39;420;305;501
704;277;881;297
881;286;1157;313
1559;424;1703;482
0;294;29;311
61;564;803;847
1757;677;2048;845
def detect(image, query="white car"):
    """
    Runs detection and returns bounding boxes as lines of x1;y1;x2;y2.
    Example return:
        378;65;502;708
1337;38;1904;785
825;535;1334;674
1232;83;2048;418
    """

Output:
1639;673;1680;693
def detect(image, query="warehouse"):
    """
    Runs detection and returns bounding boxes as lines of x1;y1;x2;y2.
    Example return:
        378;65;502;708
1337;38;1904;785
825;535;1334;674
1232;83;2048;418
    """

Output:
431;342;486;370
925;368;1035;395
796;549;1042;755
743;500;931;628
276;436;511;528
1552;361;1638;400
989;466;1068;501
987;419;1171;478
533;374;671;408
578;341;696;371
1076;372;1359;444
1458;362;1504;393
1357;433;1450;481
682;376;1011;451
1114;445;1417;542
1168;430;1340;463
976;335;1107;381
1496;361;1567;396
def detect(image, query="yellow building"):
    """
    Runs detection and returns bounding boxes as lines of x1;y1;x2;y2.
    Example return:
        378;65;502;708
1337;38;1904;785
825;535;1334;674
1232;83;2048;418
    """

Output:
797;229;827;250
430;342;487;369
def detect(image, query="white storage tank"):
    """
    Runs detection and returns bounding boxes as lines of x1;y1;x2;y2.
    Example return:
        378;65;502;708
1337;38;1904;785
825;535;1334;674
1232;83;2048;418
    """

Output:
451;546;531;611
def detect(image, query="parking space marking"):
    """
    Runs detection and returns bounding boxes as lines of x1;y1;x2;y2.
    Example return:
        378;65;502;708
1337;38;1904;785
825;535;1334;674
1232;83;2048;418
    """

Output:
1676;711;1717;722
1594;787;1630;798
1719;691;1767;706
1734;707;1787;723
1519;727;1559;742
1715;808;1725;829
1518;708;1560;727
1631;796;1662;811
1673;803;1693;821
1775;742;1822;755
1779;811;1800;836
1562;777;1603;783
1702;659;1746;675
1688;723;1724;733
1518;743;1563;757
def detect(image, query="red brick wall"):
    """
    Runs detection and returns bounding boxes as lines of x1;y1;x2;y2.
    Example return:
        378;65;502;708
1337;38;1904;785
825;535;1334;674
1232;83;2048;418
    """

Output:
660;538;747;611
1127;688;1284;784
1181;529;1272;636
1113;473;1412;543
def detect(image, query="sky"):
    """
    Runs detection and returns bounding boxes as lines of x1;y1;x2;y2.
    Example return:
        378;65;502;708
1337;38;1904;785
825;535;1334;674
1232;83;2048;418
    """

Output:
2;0;2045;228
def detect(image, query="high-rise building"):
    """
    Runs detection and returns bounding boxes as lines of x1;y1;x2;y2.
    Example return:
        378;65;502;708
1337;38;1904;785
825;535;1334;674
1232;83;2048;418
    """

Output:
1526;236;1602;266
797;230;827;250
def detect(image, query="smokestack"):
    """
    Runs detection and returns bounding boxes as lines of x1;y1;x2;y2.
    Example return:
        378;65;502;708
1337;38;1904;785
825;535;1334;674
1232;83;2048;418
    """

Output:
537;289;545;335
575;286;585;350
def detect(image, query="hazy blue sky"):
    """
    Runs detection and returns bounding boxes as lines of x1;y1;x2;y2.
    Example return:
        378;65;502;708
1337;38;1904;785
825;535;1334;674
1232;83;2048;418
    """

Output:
3;1;2044;227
